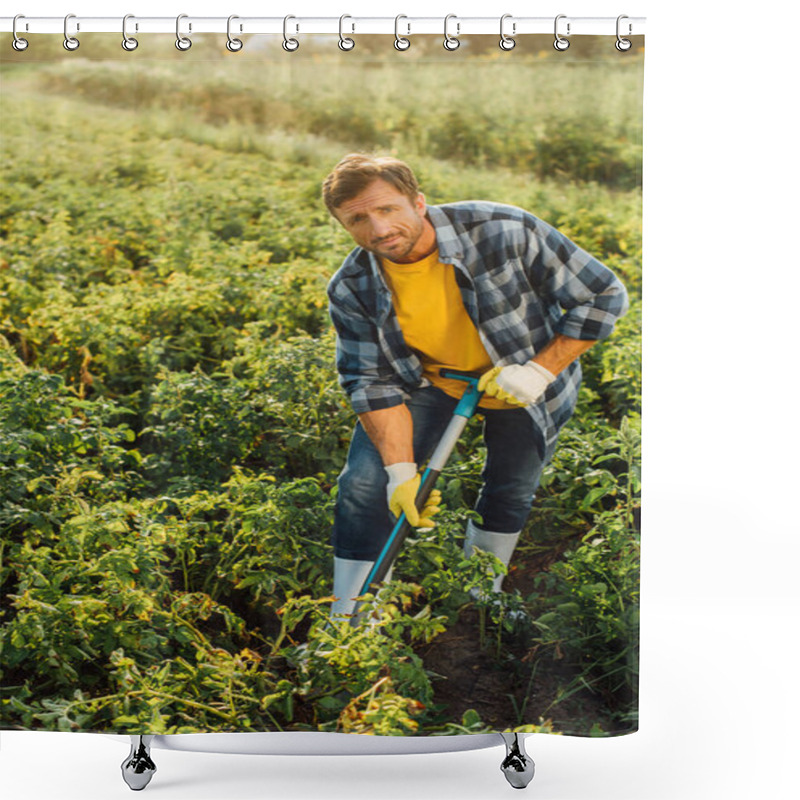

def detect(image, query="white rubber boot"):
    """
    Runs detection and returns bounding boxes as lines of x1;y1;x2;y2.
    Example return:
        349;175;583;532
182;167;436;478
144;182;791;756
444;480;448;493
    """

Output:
463;520;521;594
330;557;393;622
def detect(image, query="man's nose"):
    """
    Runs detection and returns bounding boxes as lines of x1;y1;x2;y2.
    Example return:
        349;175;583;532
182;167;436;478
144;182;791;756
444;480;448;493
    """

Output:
369;215;394;238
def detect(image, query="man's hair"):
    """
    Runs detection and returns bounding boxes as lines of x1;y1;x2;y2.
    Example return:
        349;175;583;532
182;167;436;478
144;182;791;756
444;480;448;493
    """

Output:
322;154;420;216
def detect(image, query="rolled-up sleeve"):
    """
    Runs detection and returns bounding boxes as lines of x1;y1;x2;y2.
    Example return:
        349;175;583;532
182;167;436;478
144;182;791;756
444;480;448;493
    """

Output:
327;282;409;415
530;220;629;341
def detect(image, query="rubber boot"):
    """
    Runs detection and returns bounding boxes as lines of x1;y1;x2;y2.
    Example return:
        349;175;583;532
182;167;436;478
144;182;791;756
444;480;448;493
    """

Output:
330;557;393;623
463;519;521;595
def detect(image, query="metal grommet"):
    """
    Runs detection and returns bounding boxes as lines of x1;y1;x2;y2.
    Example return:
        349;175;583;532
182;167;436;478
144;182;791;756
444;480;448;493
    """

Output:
175;14;192;51
443;14;460;51
553;14;570;51
499;14;515;51
338;15;355;50
282;15;299;51
12;15;29;51
394;15;411;51
63;13;80;51
615;14;632;51
226;15;243;52
122;14;139;51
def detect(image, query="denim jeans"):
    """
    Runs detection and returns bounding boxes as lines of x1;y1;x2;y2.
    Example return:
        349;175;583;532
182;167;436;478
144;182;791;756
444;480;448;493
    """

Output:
332;385;555;561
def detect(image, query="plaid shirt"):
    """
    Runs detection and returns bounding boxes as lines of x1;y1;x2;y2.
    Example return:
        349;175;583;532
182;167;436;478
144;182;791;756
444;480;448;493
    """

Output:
327;201;629;446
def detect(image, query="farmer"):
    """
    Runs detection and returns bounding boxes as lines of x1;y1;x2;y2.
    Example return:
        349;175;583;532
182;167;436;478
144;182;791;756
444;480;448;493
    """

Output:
322;154;628;620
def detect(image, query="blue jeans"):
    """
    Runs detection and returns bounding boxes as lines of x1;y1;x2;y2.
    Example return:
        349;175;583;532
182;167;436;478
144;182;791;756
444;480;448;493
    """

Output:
332;385;554;561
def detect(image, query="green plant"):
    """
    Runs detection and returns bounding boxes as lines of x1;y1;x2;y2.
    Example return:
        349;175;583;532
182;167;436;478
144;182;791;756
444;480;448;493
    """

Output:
1;52;641;736
280;585;447;732
533;510;640;719
0;345;143;539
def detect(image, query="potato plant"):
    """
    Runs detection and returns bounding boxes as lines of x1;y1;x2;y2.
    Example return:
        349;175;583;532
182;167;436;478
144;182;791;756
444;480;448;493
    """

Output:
1;47;642;736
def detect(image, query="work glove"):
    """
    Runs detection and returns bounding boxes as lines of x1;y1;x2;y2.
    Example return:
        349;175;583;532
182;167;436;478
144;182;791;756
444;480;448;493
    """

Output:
478;361;555;407
385;462;443;528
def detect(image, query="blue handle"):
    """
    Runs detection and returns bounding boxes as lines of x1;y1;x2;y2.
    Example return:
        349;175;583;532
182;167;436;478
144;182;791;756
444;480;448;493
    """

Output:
439;368;483;419
354;370;485;604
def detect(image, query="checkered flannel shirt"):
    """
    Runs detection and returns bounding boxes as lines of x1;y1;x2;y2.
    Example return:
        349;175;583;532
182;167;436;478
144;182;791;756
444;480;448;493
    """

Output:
327;201;629;446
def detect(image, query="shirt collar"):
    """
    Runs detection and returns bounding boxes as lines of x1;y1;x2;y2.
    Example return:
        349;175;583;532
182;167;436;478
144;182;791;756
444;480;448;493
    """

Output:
426;205;464;262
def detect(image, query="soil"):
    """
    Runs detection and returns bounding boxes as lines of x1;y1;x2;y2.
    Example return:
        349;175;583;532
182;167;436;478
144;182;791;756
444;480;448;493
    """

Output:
415;544;633;736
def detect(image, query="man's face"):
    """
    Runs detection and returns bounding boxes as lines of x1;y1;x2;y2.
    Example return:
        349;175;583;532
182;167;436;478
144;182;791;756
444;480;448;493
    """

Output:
334;179;435;264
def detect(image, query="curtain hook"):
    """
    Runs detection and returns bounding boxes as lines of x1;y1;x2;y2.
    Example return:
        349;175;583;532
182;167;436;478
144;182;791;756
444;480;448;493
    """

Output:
499;14;515;51
175;14;192;50
122;14;139;51
63;13;80;51
12;15;29;51
615;14;632;51
553;14;570;51
283;15;299;51
394;15;411;51
338;14;355;51
226;15;243;52
443;14;460;51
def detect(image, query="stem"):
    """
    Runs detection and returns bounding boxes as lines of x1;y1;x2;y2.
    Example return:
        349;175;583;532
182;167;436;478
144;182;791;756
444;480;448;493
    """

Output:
268;615;289;658
227;673;235;719
517;659;539;725
142;690;239;723
353;676;390;706
180;549;189;593
171;611;213;648
51;688;239;725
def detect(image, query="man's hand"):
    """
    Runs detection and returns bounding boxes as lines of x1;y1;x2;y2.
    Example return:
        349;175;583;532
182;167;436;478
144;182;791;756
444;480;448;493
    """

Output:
385;462;442;528
478;361;555;407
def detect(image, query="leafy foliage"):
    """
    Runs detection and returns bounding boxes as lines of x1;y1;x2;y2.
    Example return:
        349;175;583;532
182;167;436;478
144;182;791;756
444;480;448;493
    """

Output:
532;417;641;704
1;51;641;736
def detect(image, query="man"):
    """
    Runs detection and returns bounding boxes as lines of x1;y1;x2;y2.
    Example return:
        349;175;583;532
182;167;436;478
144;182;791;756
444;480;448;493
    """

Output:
322;154;628;620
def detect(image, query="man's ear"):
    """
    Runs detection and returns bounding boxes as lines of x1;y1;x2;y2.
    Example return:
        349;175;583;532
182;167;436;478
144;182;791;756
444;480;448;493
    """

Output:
415;192;427;216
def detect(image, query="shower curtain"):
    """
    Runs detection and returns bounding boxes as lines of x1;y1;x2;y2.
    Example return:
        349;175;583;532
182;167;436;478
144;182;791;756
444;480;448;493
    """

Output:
0;27;643;741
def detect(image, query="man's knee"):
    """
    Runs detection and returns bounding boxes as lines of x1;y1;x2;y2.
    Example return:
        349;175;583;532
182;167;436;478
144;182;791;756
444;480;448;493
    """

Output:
476;495;535;533
336;462;386;510
475;472;542;532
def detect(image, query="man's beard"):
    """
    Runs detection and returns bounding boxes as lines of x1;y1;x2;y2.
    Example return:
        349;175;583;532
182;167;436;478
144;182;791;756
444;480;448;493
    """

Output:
369;223;423;263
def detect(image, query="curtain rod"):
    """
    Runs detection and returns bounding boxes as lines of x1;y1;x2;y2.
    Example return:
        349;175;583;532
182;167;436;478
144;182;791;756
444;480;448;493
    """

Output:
2;16;646;37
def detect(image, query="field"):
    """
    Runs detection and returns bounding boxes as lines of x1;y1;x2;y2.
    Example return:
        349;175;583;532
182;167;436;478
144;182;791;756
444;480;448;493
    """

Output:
0;35;643;737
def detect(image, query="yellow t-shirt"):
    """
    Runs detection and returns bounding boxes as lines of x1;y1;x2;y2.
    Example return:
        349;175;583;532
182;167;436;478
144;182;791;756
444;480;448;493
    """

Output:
380;250;515;410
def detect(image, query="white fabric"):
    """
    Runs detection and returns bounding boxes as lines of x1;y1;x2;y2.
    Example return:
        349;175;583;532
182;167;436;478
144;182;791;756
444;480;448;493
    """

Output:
495;360;555;406
384;461;418;506
330;557;373;619
463;520;521;593
330;557;393;620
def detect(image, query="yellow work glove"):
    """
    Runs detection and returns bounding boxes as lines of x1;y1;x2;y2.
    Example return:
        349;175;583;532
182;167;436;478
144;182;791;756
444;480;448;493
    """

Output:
478;361;555;407
385;462;443;528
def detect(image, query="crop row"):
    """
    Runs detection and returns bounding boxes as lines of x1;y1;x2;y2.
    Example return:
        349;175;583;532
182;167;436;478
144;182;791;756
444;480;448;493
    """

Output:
1;56;641;735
